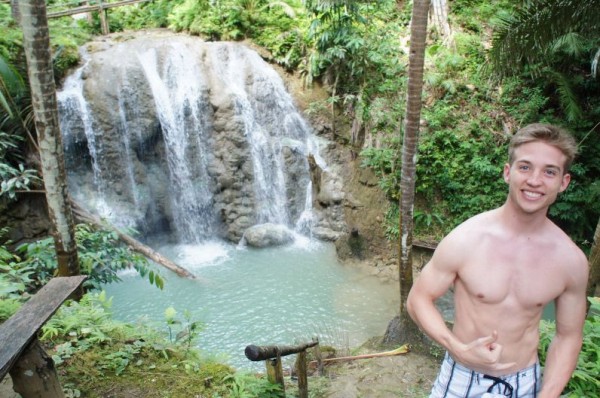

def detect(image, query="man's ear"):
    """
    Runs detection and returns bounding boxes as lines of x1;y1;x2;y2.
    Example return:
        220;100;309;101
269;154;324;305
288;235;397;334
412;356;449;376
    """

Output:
559;173;571;193
503;163;511;184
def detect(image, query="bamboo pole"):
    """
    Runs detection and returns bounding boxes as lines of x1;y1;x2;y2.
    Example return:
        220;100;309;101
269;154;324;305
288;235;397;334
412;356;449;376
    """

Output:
309;344;409;366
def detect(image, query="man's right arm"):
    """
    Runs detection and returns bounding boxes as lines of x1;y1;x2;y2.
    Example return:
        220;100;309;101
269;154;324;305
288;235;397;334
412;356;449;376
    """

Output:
407;236;462;351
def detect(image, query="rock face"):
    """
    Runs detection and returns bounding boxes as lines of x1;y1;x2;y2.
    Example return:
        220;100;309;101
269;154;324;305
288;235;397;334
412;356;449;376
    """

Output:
57;31;346;245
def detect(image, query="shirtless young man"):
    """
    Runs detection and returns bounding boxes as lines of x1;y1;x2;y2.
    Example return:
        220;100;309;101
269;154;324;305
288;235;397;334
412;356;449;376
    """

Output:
407;124;589;398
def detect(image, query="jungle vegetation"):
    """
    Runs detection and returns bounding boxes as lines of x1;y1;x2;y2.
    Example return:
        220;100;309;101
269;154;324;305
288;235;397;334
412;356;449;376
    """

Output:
1;0;599;396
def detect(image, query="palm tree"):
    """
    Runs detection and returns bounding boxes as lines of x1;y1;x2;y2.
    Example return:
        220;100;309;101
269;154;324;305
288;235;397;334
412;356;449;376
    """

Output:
19;0;80;279
382;0;429;346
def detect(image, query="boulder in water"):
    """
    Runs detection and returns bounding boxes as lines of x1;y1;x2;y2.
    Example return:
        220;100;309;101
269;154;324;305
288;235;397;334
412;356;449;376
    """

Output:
243;223;295;248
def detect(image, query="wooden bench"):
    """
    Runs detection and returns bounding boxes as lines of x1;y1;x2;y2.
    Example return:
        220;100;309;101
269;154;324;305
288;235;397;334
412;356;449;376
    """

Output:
0;275;87;398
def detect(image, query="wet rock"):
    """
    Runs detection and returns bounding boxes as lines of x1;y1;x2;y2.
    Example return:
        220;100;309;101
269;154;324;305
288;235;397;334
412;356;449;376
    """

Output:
242;223;295;248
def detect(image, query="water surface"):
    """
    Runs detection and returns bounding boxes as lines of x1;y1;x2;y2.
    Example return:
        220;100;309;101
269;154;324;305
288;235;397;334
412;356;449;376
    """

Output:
104;239;399;370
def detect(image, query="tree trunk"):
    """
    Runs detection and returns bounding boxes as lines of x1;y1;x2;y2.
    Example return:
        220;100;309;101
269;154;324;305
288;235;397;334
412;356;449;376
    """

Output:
19;0;81;286
586;216;600;312
430;0;452;45
70;201;196;279
383;0;430;346
10;0;20;23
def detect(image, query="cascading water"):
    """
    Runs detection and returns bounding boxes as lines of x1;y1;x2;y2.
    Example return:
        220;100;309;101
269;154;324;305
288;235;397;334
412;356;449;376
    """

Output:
137;45;215;243
57;36;325;243
57;53;112;220
208;44;291;225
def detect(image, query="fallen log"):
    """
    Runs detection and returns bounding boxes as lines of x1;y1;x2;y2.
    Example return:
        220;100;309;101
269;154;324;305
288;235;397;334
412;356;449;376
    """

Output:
70;200;196;279
309;344;409;366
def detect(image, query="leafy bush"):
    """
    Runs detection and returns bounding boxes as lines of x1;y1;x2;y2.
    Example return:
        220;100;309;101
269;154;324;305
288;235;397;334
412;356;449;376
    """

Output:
416;126;508;231
0;227;29;320
40;291;235;396
164;306;204;350
110;0;184;31
16;224;164;290
539;297;600;397
224;372;284;398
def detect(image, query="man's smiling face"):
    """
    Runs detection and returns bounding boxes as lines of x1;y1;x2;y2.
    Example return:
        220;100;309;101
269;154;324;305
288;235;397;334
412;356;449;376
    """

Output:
503;141;571;215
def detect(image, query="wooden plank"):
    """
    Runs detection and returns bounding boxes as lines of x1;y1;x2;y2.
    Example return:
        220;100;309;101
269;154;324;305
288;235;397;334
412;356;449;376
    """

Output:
47;0;152;18
0;275;87;381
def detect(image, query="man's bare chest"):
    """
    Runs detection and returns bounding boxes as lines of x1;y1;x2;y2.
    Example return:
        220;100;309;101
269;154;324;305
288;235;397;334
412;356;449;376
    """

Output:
457;247;567;309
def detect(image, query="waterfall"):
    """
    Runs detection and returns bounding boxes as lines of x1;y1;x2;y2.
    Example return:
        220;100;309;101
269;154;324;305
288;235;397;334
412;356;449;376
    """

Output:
208;44;292;226
57;36;323;244
137;44;215;243
57;54;112;220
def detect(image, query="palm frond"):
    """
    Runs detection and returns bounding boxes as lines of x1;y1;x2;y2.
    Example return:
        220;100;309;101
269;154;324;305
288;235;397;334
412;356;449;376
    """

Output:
489;0;600;77
548;69;582;123
265;1;297;18
0;55;26;117
550;32;586;58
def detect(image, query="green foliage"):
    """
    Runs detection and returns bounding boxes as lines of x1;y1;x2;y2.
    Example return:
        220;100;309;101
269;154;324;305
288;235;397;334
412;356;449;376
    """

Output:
41;290;116;346
539;297;600;397
360;144;400;199
0;297;21;322
383;202;399;240
16;224;164;290
0;54;41;200
170;0;305;69
39;290;235;396
0;161;41;199
224;372;284;398
0;228;28;319
164;306;204;350
0;5;23;61
109;0;184;31
417;126;508;231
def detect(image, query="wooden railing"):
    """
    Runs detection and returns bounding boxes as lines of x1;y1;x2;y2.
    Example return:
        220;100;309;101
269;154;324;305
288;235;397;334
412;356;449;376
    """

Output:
47;0;152;35
245;339;320;398
0;276;87;397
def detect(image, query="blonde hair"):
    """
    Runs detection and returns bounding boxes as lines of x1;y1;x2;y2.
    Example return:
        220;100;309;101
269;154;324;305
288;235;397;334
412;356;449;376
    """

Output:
508;123;578;172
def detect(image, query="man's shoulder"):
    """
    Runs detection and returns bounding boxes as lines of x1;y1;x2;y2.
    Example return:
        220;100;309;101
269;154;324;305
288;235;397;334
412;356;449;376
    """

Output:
546;220;586;256
434;210;498;258
544;220;588;274
446;209;499;237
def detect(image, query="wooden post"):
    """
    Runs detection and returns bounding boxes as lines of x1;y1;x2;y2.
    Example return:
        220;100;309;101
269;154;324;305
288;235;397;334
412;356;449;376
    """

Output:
313;341;324;376
97;0;109;35
9;339;65;398
245;340;318;396
83;1;94;24
265;355;285;395
10;0;20;22
295;350;308;398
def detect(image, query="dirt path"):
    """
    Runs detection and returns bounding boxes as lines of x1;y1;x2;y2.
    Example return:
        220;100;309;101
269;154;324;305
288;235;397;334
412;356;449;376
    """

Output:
323;351;439;398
